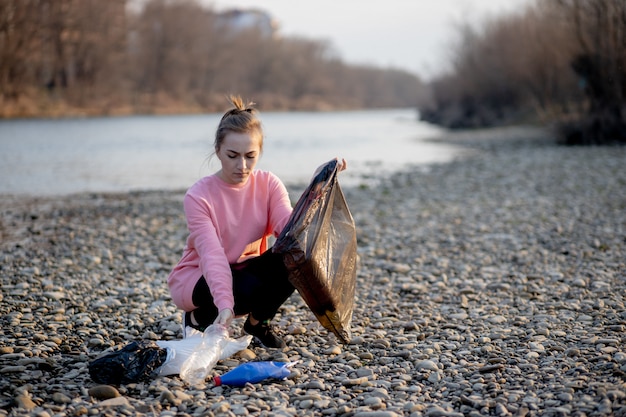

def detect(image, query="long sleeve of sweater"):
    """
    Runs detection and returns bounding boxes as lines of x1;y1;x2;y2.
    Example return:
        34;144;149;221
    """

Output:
167;170;293;312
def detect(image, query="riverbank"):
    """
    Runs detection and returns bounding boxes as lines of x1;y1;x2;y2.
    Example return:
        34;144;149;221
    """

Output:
1;126;625;416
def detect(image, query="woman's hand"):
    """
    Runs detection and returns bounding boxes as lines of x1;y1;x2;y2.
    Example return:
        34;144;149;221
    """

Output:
336;158;347;172
313;157;348;178
214;308;234;327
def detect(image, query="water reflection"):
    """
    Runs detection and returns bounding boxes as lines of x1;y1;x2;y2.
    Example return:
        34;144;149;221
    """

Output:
0;109;463;196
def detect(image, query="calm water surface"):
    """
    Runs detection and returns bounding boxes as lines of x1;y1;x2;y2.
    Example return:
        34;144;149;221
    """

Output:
0;108;463;196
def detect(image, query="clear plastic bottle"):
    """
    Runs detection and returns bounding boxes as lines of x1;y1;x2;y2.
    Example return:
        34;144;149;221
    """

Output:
213;361;294;387
179;324;229;385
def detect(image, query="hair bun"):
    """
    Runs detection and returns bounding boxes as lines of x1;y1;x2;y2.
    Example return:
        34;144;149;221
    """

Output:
228;94;256;113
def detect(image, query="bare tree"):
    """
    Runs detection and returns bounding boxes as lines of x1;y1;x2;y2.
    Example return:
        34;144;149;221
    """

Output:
418;0;624;140
0;0;44;101
552;0;626;143
0;0;427;117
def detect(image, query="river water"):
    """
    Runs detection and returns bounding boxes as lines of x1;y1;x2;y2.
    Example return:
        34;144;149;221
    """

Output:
0;108;464;196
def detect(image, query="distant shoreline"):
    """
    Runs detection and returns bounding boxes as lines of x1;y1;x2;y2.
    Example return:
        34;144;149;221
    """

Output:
0;124;549;203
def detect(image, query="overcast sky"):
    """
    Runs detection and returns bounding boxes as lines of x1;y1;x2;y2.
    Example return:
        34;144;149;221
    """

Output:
208;0;535;80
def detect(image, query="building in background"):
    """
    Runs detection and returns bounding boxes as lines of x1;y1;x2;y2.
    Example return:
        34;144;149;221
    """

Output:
216;8;278;38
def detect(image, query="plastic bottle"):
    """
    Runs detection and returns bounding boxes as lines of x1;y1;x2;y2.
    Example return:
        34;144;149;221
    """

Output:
213;361;294;387
179;324;229;385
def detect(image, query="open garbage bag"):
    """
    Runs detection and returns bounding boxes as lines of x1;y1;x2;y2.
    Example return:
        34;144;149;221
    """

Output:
273;159;357;344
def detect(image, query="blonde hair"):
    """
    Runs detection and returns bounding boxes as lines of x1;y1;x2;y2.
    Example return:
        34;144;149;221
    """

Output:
214;95;264;152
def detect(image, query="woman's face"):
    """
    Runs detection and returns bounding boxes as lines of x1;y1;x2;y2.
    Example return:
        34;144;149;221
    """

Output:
216;131;261;185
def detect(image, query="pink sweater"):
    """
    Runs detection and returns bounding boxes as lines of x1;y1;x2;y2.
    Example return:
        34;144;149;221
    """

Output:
168;170;293;312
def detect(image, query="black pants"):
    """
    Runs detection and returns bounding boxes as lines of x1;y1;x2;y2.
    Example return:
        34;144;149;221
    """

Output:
191;249;295;326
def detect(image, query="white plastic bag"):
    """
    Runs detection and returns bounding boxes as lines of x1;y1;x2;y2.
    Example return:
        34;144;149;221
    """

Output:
155;324;252;384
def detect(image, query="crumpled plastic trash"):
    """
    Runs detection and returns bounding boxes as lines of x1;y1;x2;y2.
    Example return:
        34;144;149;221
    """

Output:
273;159;357;343
88;324;252;385
156;326;252;380
88;340;167;385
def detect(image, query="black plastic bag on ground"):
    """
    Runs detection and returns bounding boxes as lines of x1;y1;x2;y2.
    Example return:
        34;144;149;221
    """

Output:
273;159;357;343
89;340;167;385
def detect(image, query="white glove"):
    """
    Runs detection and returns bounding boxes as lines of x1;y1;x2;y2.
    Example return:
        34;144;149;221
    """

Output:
214;308;234;327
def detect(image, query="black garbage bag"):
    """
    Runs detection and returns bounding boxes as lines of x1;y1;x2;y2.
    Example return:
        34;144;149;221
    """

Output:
88;340;167;385
273;159;357;344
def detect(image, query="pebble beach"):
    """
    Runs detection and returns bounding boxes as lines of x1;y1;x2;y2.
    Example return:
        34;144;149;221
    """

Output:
1;126;625;417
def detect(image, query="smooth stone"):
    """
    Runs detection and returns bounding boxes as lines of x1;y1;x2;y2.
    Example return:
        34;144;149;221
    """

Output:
88;385;120;400
99;396;130;407
428;372;443;383
1;365;26;373
236;348;257;360
159;390;178;405
306;380;326;390
324;345;342;355
416;360;439;372
299;399;314;409
364;396;384;409
15;394;36;411
289;325;307;335
353;412;400;417
52;392;72;404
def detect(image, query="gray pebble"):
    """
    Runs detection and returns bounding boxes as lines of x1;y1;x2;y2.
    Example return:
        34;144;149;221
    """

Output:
88;385;120;400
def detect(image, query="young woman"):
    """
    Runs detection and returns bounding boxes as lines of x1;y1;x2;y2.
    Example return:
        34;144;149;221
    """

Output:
168;95;346;348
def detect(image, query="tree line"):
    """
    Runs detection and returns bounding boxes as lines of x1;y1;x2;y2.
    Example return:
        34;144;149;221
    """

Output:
417;0;625;144
0;0;425;118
